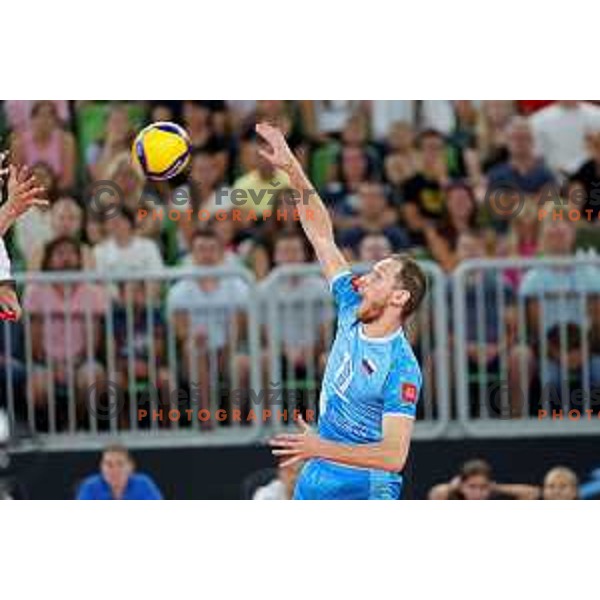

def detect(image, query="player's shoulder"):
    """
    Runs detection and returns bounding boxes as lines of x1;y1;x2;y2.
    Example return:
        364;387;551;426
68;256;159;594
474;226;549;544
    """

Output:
391;330;422;380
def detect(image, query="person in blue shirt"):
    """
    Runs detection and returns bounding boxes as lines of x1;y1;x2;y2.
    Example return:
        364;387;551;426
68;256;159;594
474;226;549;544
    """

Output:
76;444;163;500
257;123;426;500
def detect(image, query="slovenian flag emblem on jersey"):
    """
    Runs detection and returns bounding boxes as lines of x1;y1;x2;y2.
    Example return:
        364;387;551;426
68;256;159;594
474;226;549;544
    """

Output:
401;383;418;404
361;358;376;375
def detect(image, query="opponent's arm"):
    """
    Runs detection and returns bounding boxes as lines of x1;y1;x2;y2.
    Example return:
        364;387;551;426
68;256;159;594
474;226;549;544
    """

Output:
270;415;413;473
255;123;348;281
0;155;48;236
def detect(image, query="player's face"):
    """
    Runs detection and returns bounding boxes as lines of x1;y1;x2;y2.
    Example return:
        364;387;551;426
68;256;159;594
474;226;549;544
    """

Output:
355;258;408;323
460;475;492;500
101;452;133;489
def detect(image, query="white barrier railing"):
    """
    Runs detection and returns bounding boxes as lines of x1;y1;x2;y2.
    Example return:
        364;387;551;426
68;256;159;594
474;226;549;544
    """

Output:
452;255;600;437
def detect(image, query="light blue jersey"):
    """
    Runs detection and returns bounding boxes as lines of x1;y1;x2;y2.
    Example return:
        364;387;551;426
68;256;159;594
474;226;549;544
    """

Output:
294;271;422;500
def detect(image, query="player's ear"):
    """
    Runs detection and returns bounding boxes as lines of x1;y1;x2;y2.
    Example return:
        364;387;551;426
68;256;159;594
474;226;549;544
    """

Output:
391;288;410;310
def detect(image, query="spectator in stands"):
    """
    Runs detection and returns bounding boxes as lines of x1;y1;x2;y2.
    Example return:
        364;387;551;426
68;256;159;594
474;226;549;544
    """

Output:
94;206;164;277
322;145;373;216
246;188;305;279
383;122;418;199
421;181;480;272
76;444;163;500
337;182;410;259
171;149;234;258
86;103;134;180
531;100;600;174
486;117;555;195
570;131;600;221
167;230;250;416
401;129;450;246
28;197;94;270
113;281;172;421
451;232;514;415
358;232;393;263
476;100;515;172
24;237;109;423
252;461;302;500
182;100;229;182
11;101;76;192
542;466;579;500
232;131;290;217
433;459;496;500
508;220;600;416
499;202;543;289
4;100;70;133
258;231;330;385
447;100;482;181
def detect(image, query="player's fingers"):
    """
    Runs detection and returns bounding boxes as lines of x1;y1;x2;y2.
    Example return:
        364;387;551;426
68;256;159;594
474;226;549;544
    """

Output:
30;199;50;209
268;437;300;449
280;456;302;468
271;449;297;456
269;433;302;443
296;414;310;432
257;147;275;163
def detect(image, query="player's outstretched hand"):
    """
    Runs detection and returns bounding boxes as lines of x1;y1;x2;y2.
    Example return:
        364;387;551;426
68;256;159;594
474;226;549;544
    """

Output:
4;161;49;218
255;123;295;171
269;415;320;467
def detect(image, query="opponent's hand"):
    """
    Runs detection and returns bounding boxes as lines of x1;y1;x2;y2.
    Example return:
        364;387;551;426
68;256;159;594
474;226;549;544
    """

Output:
1;154;48;218
0;284;22;321
255;122;295;171
269;415;320;467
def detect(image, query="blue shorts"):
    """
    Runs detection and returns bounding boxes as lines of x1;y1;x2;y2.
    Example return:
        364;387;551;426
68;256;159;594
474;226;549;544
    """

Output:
293;459;403;500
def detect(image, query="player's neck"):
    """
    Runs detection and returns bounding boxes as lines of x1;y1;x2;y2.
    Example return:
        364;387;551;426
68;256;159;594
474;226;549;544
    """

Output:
361;314;403;340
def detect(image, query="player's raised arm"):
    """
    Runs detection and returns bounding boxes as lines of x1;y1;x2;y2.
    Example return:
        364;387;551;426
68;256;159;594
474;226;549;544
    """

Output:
255;123;348;281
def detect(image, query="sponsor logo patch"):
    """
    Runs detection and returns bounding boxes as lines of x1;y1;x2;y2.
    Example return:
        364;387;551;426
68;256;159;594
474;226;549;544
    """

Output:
401;383;418;404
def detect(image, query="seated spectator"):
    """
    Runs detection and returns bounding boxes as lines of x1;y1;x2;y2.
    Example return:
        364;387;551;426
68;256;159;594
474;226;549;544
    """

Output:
245;188;304;279
447;100;482;181
23;237;109;424
182;100;230;182
486;117;555;197
570;130;600;221
431;459;496;500
86;103;134;180
4;100;70;133
94;206;164;276
252;461;302;500
451;232;514;414
383;122;418;199
167;230;250;418
28;197;94;270
422;182;479;272
258;231;330;387
322;145;374;215
76;444;162;500
113;281;172;420
232;131;290;217
476;100;515;172
358;233;393;263
11;101;76;192
501;202;542;288
531;100;600;174
337;182;410;258
541;466;579;500
401;129;450;246
171;149;233;258
508;220;600;416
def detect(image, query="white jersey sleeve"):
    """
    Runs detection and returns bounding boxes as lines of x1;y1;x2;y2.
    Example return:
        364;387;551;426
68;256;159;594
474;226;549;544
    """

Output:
0;237;12;280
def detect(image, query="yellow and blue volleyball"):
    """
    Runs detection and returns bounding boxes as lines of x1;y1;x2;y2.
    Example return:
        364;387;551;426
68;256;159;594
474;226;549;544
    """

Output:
132;121;191;180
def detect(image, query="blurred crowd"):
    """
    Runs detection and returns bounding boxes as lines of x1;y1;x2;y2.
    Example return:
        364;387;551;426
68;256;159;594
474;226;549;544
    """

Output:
1;100;600;428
